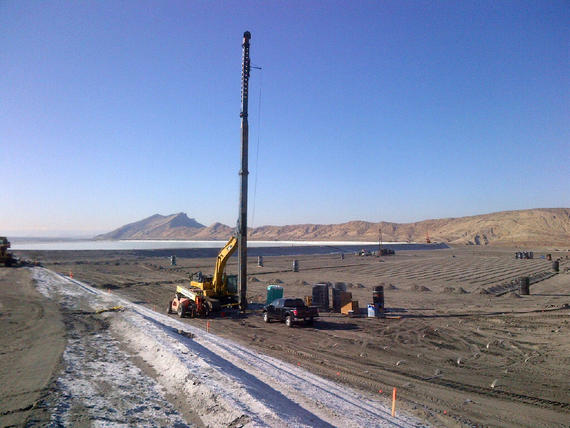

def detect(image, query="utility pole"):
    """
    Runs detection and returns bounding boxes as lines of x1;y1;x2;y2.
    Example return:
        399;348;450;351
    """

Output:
238;31;251;311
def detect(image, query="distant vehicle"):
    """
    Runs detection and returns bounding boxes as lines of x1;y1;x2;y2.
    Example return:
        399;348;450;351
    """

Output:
0;237;15;267
378;248;395;256
263;298;319;327
358;249;372;256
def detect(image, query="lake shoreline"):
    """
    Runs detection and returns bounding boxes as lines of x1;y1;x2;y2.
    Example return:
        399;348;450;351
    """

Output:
13;242;449;257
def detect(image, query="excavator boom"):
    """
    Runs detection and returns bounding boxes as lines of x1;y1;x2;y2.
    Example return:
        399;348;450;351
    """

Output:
212;236;238;293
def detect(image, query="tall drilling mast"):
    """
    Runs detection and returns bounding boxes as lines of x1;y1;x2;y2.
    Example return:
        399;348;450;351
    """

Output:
238;31;251;311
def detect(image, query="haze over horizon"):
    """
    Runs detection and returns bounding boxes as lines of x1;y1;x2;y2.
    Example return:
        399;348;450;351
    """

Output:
2;1;568;236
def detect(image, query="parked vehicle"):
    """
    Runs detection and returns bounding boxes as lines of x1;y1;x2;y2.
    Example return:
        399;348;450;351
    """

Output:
263;298;319;327
0;237;15;267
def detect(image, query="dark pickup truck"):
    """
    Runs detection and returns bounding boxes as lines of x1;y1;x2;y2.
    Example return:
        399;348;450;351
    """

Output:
263;298;319;327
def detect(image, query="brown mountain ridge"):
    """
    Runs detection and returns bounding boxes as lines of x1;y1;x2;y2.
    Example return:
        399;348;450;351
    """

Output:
95;208;570;247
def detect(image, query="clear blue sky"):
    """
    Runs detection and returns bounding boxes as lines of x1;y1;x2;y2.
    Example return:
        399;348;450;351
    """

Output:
1;1;568;236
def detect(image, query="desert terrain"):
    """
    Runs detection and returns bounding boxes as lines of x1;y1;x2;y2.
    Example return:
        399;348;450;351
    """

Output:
2;245;568;427
96;208;570;247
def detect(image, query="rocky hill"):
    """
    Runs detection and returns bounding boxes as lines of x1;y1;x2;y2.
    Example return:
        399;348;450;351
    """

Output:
96;208;570;246
96;213;205;240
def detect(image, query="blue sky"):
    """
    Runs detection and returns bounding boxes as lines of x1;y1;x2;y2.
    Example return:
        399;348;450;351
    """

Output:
1;1;568;236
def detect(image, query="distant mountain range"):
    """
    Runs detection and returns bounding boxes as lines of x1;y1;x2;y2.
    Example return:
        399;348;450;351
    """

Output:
95;208;570;246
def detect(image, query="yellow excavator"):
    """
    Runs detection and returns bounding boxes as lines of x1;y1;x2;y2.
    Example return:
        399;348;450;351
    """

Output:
168;236;239;317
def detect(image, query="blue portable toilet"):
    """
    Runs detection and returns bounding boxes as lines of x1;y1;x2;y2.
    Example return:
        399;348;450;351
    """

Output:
266;285;284;304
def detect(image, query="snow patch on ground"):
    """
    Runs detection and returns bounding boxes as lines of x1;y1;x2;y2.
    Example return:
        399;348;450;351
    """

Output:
53;330;188;428
32;268;191;427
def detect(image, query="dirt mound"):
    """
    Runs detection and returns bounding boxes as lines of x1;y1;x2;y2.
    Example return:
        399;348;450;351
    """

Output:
295;279;310;286
387;284;398;290
476;287;491;295
411;284;431;292
456;287;469;294
509;292;522;298
248;277;260;282
443;287;456;294
270;279;284;284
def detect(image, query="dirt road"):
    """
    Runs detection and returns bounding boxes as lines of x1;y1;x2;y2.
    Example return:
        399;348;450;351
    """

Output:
17;246;570;427
0;268;65;426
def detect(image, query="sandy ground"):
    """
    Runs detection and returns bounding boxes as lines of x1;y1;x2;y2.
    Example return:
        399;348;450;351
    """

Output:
0;268;66;427
5;246;570;427
4;267;424;428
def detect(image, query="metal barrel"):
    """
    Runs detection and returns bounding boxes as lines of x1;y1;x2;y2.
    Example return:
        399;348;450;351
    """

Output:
519;276;530;295
553;260;560;272
334;282;347;292
332;288;342;312
312;284;329;310
292;260;299;272
257;256;263;267
373;285;385;311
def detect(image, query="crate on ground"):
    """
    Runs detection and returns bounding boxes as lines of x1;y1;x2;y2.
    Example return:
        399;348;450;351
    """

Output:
332;289;353;312
341;300;359;315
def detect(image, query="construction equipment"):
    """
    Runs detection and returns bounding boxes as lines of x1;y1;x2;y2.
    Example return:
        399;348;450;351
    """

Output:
0;237;15;267
168;32;253;316
167;236;239;318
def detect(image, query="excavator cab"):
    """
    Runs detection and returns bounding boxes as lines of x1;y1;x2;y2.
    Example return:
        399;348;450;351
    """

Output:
226;274;238;295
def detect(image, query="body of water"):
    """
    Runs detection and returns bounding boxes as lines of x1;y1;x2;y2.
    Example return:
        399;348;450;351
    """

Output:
12;239;404;251
10;238;448;257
